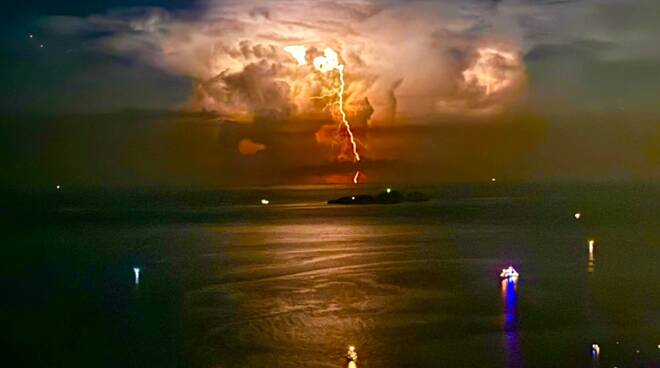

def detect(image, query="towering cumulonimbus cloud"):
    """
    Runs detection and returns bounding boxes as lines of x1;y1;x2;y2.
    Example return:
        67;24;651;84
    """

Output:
46;0;532;165
56;0;527;122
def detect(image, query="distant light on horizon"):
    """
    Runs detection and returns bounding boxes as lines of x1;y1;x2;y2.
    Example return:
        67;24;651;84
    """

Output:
491;178;496;182
56;185;61;190
575;212;581;219
588;239;595;253
592;343;600;357
351;196;355;200
386;188;391;193
261;199;270;205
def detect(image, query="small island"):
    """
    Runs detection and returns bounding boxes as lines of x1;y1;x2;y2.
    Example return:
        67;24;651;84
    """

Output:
328;189;430;205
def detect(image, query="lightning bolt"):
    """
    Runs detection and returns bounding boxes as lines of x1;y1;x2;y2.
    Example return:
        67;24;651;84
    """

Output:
353;170;360;184
285;46;362;183
336;64;360;163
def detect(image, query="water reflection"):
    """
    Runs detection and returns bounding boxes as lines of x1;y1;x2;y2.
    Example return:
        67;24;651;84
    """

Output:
501;278;522;368
345;345;358;368
591;344;600;368
133;267;141;285
587;241;595;273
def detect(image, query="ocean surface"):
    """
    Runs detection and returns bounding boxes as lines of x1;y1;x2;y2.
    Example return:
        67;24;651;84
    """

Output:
3;183;659;367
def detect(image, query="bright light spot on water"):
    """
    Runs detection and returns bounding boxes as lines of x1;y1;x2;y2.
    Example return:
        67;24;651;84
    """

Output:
592;344;600;356
588;239;595;254
261;199;270;205
133;267;140;284
574;212;581;219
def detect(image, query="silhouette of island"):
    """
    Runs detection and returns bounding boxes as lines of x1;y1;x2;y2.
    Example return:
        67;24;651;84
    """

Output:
328;190;429;205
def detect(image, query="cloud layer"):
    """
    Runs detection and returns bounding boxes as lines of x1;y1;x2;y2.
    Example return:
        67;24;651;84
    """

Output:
47;0;539;123
26;0;659;184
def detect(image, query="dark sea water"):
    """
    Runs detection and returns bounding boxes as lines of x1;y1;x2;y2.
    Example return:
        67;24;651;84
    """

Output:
3;183;659;367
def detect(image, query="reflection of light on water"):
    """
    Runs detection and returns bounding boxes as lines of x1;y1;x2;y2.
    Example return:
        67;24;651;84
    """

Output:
133;267;140;285
587;240;595;273
199;222;400;365
345;345;358;367
591;343;600;367
501;278;522;368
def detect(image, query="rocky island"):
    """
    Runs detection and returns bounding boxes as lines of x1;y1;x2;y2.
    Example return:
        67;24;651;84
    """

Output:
328;189;430;205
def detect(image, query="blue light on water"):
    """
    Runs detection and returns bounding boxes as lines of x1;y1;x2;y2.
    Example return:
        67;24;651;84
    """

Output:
502;278;521;368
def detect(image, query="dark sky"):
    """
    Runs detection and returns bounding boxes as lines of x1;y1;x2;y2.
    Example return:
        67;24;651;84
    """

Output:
1;0;658;188
0;0;194;114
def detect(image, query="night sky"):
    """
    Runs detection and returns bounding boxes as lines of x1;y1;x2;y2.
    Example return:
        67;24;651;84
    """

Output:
1;0;658;188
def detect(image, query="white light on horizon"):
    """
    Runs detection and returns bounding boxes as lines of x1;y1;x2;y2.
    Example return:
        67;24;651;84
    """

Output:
261;199;270;205
386;188;391;193
575;212;581;219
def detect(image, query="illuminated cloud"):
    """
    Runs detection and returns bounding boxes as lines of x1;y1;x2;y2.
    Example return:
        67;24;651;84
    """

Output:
50;0;533;124
238;138;266;155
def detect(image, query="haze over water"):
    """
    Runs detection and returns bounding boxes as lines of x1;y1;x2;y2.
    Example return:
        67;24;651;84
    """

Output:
4;183;659;367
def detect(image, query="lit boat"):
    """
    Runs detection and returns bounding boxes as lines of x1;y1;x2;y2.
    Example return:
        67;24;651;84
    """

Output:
500;266;519;280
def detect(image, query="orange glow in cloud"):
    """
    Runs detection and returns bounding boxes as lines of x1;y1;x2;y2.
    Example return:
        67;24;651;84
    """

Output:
238;138;266;155
286;46;361;163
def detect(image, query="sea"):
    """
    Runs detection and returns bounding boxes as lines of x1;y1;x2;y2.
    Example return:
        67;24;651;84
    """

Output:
3;183;659;367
